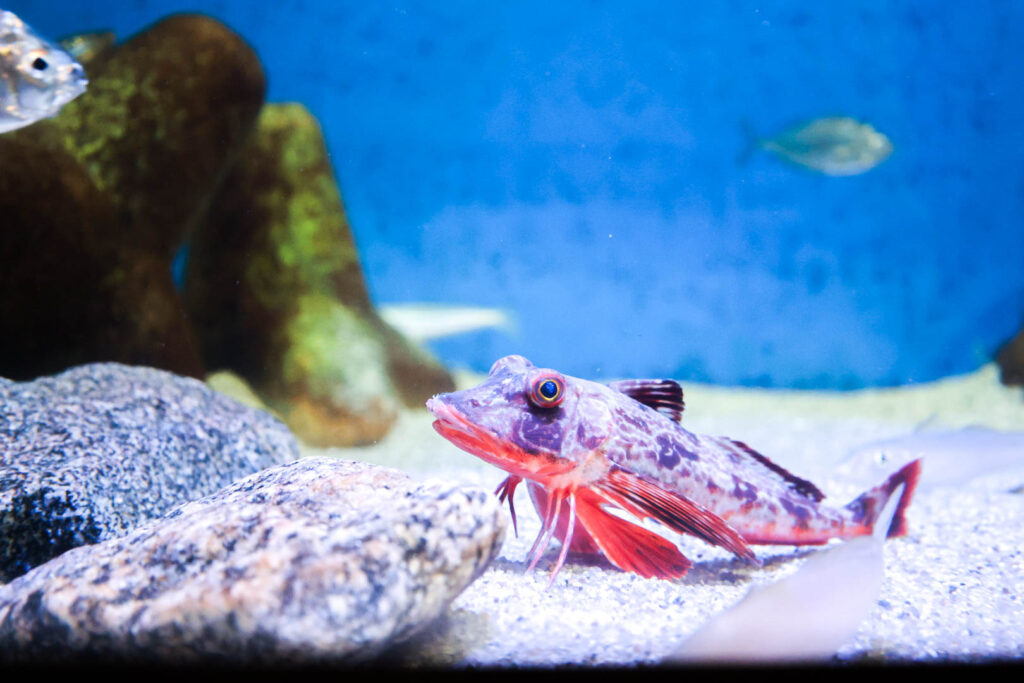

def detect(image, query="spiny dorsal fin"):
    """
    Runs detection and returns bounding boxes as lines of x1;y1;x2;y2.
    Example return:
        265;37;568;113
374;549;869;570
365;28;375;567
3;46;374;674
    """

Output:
608;379;685;423
717;438;826;502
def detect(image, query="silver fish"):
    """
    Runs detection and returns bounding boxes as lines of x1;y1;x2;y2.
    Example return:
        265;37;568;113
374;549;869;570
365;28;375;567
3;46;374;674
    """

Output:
379;303;515;342
748;116;893;176
837;426;1024;493
0;10;88;134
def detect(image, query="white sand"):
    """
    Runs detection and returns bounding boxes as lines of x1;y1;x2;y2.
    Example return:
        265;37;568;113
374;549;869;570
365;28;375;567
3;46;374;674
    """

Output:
308;364;1024;665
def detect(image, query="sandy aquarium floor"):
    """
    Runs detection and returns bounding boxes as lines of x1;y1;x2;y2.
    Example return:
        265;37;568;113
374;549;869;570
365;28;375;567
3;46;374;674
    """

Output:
309;365;1024;666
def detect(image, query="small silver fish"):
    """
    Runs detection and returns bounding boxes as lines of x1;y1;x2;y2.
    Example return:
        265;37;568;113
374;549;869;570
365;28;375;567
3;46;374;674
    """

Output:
379;303;515;342
747;116;893;176
837;426;1024;493
0;10;88;134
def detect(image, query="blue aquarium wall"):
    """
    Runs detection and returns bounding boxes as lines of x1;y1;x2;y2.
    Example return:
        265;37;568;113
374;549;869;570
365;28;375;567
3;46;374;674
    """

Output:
14;0;1024;388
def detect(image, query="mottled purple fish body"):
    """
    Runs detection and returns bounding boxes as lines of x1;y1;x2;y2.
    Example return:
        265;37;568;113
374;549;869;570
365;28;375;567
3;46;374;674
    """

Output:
428;355;921;578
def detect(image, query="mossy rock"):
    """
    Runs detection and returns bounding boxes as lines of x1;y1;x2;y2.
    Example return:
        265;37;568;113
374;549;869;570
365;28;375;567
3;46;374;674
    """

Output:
186;103;454;447
50;14;267;257
0;14;265;380
1;15;264;382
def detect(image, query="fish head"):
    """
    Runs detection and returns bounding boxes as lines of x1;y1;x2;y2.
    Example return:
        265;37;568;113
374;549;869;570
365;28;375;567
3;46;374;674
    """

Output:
855;122;893;163
836;440;917;489
427;355;610;479
0;11;88;130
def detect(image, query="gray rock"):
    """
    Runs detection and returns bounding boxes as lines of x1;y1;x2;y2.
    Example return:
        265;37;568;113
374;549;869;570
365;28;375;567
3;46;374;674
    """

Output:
0;363;298;581
0;457;506;663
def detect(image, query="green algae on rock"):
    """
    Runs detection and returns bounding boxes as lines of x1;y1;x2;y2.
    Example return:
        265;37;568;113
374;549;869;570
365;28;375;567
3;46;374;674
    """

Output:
48;14;266;257
0;14;449;447
0;14;265;380
185;103;454;447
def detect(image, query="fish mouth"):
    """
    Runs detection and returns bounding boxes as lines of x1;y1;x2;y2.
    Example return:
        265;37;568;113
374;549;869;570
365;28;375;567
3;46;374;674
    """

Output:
426;396;494;449
427;395;536;477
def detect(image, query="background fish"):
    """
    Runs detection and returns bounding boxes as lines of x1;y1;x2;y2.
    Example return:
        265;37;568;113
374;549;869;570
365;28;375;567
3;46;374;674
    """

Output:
837;426;1024;493
744;116;893;176
0;9;88;134
379;303;515;342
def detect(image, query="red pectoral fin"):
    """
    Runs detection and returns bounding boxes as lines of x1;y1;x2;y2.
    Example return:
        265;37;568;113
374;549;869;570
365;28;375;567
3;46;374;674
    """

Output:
597;466;758;564
573;488;693;579
495;475;521;537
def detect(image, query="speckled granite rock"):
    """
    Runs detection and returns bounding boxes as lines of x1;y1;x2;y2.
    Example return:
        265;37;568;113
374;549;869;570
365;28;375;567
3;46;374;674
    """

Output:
184;103;454;448
0;363;297;582
0;457;506;663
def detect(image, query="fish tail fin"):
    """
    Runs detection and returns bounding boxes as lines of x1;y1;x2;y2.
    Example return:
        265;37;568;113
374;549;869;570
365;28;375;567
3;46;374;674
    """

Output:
845;459;922;538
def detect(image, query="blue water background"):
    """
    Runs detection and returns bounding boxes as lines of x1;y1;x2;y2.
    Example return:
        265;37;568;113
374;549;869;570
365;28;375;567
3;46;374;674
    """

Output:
14;1;1024;388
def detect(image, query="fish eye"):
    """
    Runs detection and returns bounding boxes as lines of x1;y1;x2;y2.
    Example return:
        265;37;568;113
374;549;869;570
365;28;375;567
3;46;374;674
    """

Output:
31;57;49;71
527;372;565;408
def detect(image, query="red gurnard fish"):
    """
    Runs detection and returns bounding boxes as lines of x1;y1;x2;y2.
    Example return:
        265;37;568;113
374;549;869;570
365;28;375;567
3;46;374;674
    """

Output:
427;355;921;582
